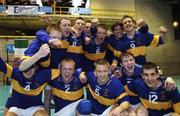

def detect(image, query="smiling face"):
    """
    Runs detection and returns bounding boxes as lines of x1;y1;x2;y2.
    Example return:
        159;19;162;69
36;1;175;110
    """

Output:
59;18;71;37
141;62;160;89
94;60;110;85
121;54;135;75
122;16;135;32
113;25;123;38
142;69;159;88
60;59;75;83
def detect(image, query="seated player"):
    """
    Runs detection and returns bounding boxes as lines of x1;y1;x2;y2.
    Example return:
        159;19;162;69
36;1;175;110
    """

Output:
48;58;86;116
126;62;180;116
114;52;177;115
20;55;87;116
0;44;58;116
80;59;130;116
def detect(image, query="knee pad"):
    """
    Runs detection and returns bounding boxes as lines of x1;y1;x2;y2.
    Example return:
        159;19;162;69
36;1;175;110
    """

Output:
77;100;92;115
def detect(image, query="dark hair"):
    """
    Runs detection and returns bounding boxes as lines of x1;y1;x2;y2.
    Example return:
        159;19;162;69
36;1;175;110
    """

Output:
57;18;71;26
73;17;85;25
142;62;158;74
111;22;123;33
119;52;134;63
96;24;107;32
122;15;136;25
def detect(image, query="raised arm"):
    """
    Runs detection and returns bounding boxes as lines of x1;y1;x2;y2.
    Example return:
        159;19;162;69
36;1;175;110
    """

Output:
36;29;64;49
159;26;168;42
136;18;149;34
19;44;50;71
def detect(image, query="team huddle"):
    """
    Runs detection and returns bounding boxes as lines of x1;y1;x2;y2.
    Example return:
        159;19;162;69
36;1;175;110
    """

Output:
0;15;180;116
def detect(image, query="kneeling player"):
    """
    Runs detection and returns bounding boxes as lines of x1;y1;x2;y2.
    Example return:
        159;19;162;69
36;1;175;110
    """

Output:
126;62;180;116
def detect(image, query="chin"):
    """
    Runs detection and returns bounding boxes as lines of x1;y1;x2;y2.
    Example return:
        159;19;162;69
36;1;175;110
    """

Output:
147;83;154;88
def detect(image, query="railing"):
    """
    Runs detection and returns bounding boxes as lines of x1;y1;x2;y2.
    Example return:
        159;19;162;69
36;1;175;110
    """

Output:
0;36;35;39
0;4;135;20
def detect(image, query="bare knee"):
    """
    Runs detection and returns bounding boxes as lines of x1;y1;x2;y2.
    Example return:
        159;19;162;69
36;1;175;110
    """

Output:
128;107;137;116
5;112;18;116
136;105;148;116
4;107;9;116
171;113;180;116
33;109;49;116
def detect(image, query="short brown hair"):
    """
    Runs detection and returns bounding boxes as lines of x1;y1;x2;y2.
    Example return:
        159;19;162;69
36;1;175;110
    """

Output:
94;59;110;68
142;62;158;74
119;52;134;63
46;23;61;34
57;18;71;26
60;58;75;69
111;22;123;33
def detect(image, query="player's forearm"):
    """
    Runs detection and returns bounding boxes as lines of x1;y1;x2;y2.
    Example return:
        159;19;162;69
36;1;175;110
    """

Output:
115;101;130;113
19;53;41;71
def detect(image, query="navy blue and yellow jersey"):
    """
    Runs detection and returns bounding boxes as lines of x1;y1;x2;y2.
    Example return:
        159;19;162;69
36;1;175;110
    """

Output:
48;71;84;112
113;25;149;63
85;71;129;115
105;34;123;64
66;32;85;69
126;79;180;115
119;64;142;86
117;31;164;65
118;64;142;105
82;38;108;71
0;57;60;109
25;30;70;68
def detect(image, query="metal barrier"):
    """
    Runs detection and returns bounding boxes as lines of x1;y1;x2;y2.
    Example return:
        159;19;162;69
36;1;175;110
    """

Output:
0;4;135;20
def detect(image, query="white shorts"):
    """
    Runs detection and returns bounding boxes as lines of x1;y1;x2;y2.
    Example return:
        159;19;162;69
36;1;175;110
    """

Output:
163;113;173;116
45;85;51;90
91;105;113;116
8;106;44;116
54;99;83;116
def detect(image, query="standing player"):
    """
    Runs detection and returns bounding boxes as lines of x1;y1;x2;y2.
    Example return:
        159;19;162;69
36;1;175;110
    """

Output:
23;23;63;69
120;15;167;65
105;22;124;64
82;24;108;71
66;17;86;69
84;21;92;38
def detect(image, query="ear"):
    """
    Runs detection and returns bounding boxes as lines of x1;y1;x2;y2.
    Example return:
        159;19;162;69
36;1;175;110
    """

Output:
120;63;123;67
141;73;144;79
94;71;97;77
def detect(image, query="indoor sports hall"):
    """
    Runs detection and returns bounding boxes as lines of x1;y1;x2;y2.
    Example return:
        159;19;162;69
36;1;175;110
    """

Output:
0;0;180;116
